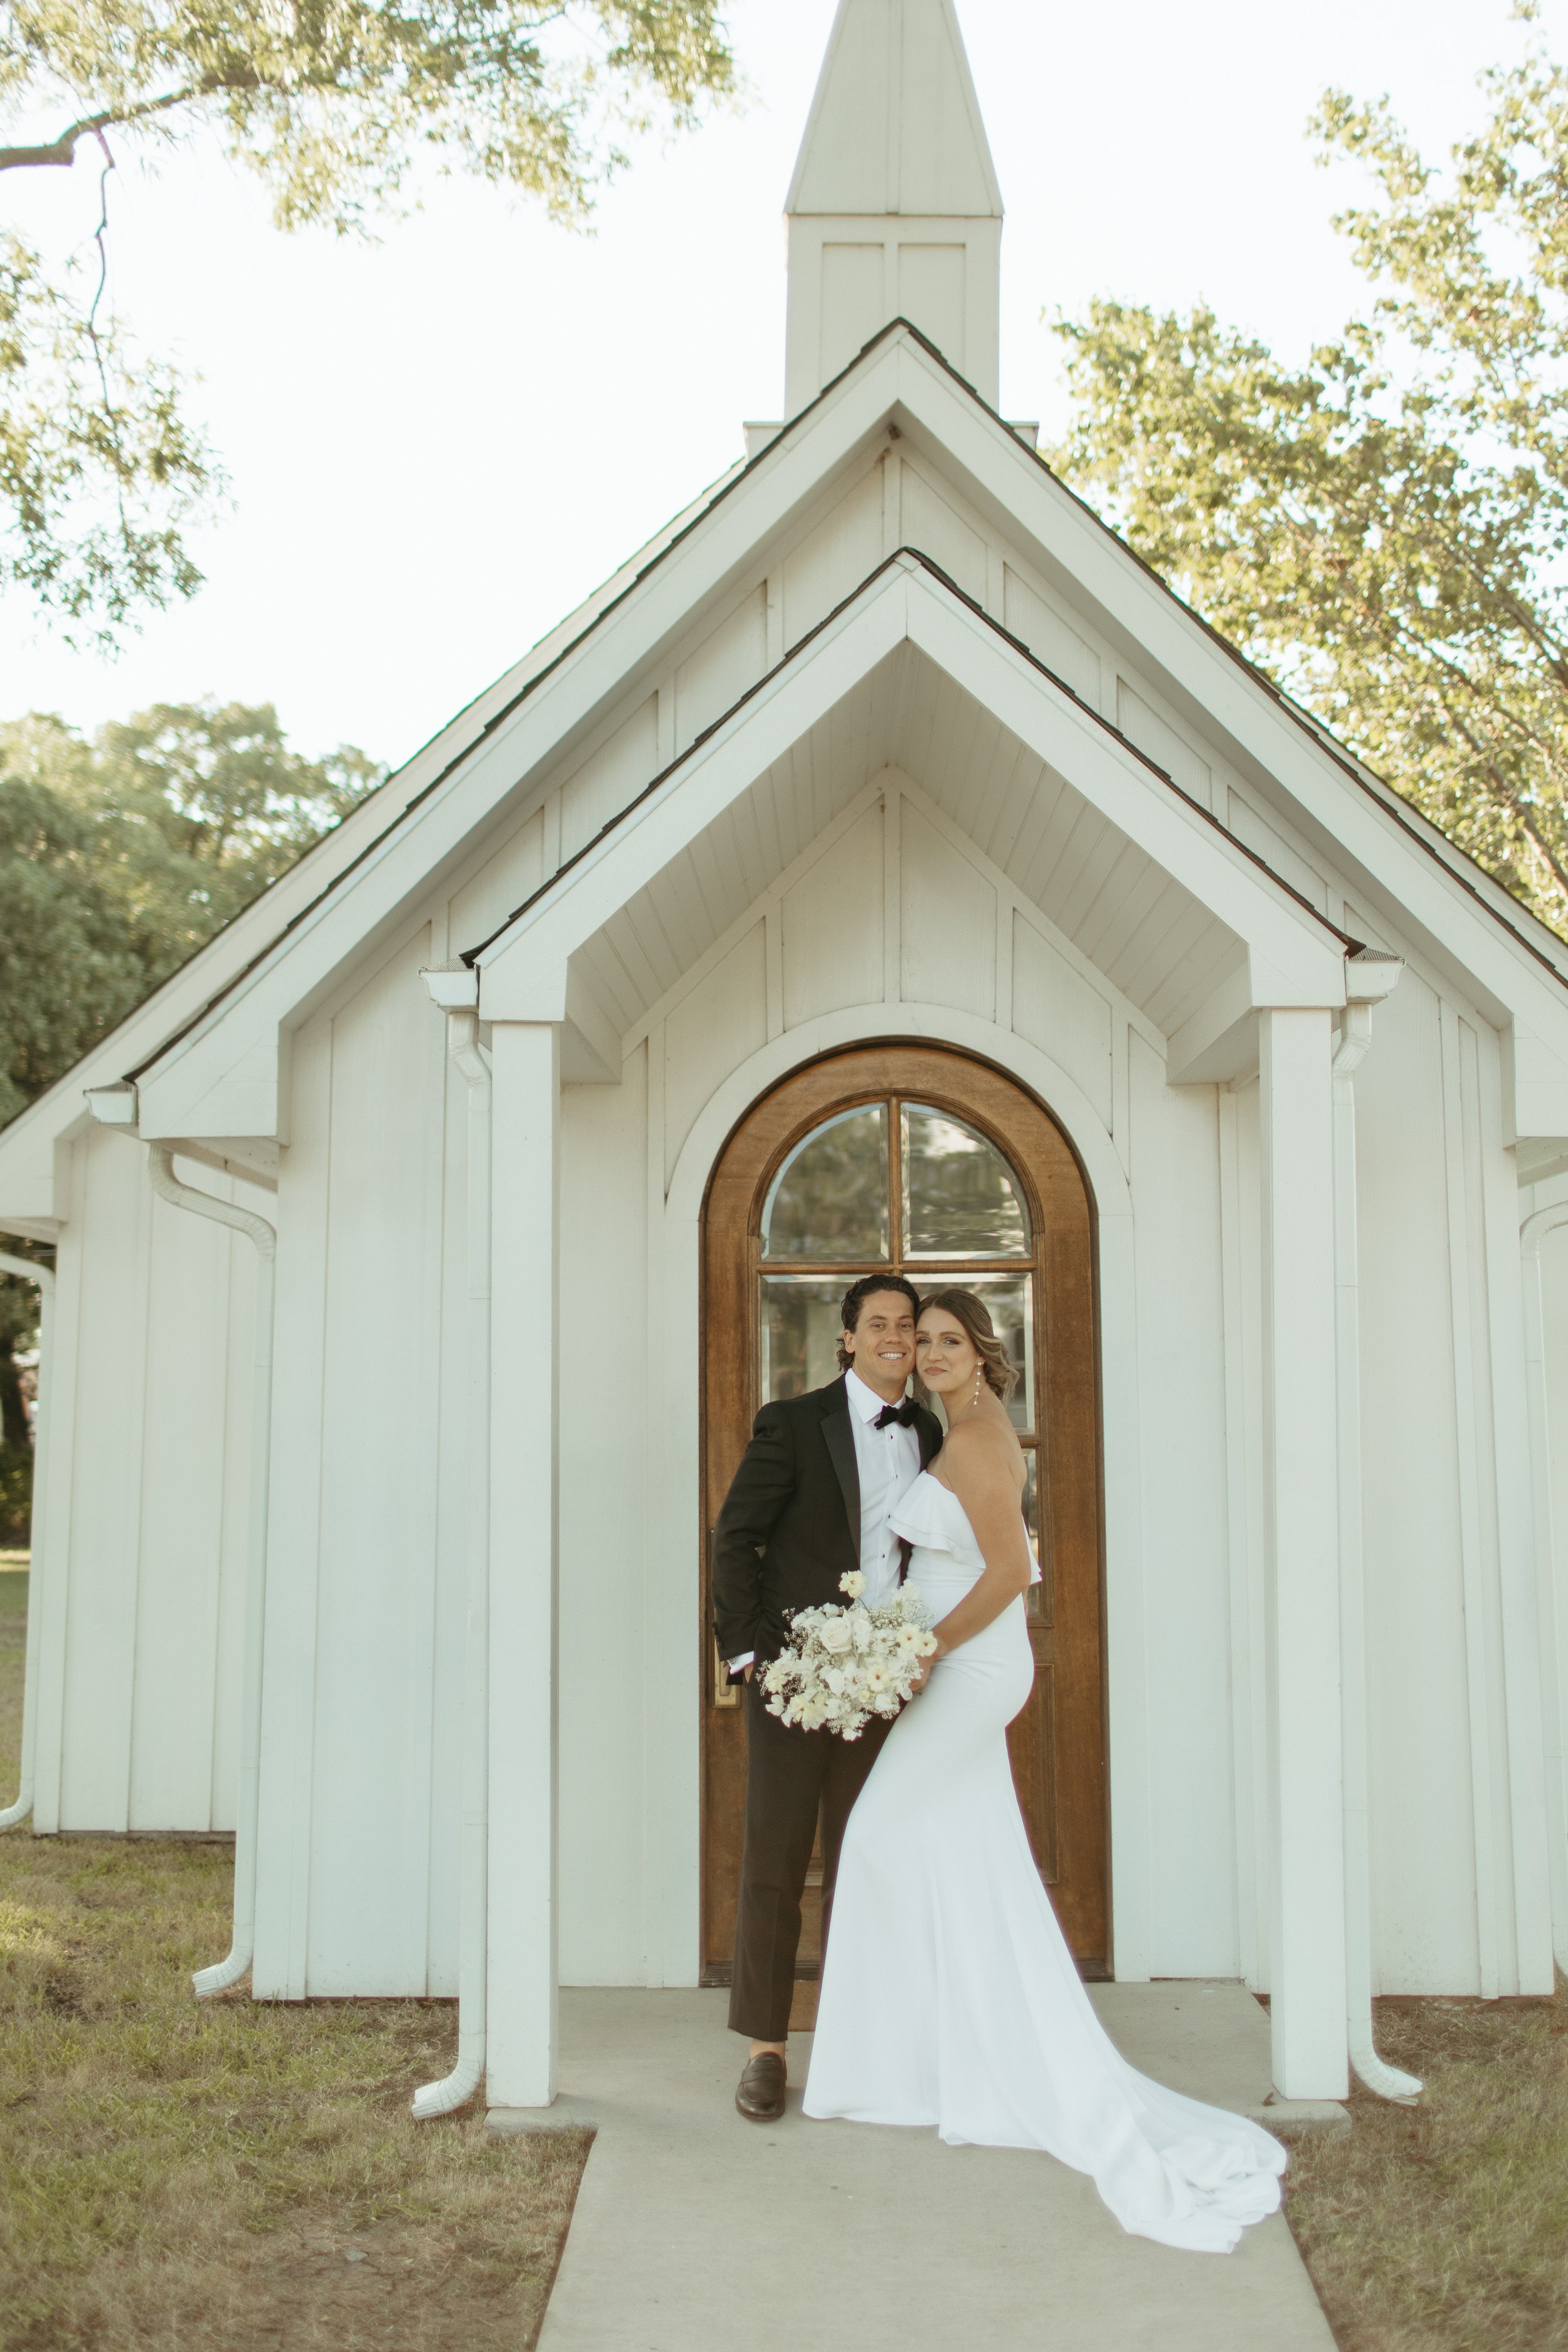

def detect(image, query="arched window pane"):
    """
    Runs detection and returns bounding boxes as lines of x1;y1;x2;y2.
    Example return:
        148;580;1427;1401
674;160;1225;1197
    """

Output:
903;1104;1029;1259
761;1104;889;1262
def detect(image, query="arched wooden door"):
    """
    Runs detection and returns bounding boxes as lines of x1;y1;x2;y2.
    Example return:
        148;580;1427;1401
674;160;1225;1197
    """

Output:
700;1044;1108;1989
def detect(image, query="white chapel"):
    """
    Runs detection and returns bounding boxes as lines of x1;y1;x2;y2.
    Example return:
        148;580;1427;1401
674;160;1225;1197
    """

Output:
6;0;1568;2119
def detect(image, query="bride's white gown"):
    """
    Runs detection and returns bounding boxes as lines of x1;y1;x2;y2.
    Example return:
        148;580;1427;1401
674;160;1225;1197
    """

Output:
803;1471;1286;2255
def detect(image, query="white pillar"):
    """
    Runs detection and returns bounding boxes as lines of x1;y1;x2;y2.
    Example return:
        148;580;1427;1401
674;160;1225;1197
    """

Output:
485;1020;561;2110
1333;999;1420;2100
1259;1007;1349;2100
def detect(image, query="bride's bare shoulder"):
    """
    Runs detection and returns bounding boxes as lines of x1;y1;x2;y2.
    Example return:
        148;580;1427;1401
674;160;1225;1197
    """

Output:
939;1411;1020;1490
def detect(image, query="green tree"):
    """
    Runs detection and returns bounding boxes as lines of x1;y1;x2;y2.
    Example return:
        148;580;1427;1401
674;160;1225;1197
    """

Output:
0;1247;44;1548
1047;14;1568;937
0;698;383;1536
0;1;736;641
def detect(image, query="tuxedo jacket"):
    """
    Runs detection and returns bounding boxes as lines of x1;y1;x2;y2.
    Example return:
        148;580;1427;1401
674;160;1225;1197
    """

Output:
711;1374;943;1670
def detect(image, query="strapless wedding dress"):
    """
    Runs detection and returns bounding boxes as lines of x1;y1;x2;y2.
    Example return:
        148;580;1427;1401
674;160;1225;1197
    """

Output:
802;1471;1286;2255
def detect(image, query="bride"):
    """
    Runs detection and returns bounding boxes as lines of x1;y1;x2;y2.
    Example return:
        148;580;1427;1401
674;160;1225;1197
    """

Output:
802;1288;1288;2255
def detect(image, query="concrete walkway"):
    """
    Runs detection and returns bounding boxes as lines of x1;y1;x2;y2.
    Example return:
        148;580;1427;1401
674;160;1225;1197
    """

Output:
519;1985;1338;2352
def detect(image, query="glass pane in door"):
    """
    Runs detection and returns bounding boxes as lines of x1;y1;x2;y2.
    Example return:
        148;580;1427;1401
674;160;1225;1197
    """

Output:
761;1276;852;1401
762;1104;889;1261
925;1271;1034;1434
902;1104;1029;1259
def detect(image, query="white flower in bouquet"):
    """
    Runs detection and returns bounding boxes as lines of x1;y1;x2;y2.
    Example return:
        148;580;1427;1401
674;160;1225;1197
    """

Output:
761;1572;938;1740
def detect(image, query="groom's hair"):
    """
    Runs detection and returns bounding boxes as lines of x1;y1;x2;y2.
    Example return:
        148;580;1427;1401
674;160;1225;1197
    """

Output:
837;1274;922;1370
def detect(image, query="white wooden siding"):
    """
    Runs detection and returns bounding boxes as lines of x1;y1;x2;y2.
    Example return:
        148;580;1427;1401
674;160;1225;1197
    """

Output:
33;1127;257;1835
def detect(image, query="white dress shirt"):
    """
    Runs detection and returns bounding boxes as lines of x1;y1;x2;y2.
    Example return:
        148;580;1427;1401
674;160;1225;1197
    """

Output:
842;1366;923;1608
728;1369;921;1673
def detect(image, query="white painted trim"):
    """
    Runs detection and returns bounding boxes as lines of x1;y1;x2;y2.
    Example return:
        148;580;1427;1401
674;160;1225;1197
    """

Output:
1439;1005;1503;1995
481;562;1348;1021
252;1023;332;1998
1217;1088;1262;1989
655;1000;1150;1985
29;1142;84;1832
141;1147;277;1996
1480;1022;1557;1993
413;1007;492;2117
1258;1008;1348;2099
1331;1007;1422;2099
485;1022;561;2107
1521;1199;1568;1969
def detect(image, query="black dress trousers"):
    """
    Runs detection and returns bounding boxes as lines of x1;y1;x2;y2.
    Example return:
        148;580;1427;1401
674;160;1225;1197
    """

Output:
729;1677;893;2042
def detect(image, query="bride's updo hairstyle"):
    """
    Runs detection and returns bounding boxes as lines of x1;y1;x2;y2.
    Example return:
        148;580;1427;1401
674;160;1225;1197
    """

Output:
918;1288;1019;1402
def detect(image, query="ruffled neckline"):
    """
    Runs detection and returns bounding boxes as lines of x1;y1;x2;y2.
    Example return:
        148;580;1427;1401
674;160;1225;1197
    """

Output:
888;1470;1041;1581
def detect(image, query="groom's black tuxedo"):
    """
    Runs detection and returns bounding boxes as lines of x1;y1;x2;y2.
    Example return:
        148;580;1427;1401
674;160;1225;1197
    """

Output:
711;1375;943;1668
712;1373;943;2043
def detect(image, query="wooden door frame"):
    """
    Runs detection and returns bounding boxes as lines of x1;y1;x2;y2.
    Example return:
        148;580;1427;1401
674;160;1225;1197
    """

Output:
698;1039;1111;1978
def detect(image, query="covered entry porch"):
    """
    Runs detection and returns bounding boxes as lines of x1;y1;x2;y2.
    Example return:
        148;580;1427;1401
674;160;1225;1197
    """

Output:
421;549;1400;2118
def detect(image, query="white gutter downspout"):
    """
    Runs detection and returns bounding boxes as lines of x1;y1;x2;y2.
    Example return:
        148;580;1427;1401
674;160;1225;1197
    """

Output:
140;1143;277;1996
0;1248;55;1831
1520;1197;1568;1971
1333;953;1422;2102
413;973;492;2118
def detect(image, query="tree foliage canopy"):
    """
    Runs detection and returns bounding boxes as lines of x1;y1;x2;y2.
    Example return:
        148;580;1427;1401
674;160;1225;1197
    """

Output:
0;0;736;639
0;698;382;1128
1047;18;1568;936
0;696;381;1534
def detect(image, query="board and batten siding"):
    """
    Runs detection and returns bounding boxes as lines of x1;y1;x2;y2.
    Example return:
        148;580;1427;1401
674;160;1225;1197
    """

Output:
26;408;1557;2005
31;1124;260;1835
253;924;450;1998
245;739;1553;1997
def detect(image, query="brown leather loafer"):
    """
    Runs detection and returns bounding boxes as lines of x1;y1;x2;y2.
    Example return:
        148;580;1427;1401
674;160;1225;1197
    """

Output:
735;2051;787;2121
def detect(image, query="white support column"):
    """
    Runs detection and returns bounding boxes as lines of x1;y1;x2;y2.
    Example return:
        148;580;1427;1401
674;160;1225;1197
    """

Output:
485;1020;561;2111
1333;979;1420;2102
1259;1007;1349;2100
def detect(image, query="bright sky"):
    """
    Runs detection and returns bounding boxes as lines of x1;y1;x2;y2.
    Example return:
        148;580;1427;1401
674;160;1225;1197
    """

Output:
5;0;1562;770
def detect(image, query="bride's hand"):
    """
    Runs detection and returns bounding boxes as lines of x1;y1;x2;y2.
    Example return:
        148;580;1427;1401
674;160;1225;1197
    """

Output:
908;1645;942;1697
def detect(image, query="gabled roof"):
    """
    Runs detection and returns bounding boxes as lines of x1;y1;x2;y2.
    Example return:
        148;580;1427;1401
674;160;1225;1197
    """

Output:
464;544;1361;971
469;549;1364;1099
6;313;1568;1228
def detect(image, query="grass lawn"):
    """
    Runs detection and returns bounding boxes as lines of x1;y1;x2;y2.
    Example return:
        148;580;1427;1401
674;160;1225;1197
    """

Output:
1283;1988;1568;2352
0;1571;590;2351
6;1562;1568;2350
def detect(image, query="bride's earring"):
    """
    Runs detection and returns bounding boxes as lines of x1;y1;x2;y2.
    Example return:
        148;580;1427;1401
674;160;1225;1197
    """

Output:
972;1365;983;1408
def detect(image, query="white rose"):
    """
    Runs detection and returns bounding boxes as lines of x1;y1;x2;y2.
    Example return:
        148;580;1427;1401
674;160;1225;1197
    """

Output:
817;1614;853;1655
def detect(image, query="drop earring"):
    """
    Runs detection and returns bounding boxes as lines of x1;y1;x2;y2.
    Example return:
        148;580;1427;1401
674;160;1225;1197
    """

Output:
972;1365;983;1408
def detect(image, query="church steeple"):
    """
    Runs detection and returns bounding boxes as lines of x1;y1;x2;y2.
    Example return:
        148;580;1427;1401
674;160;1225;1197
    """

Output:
783;0;1003;416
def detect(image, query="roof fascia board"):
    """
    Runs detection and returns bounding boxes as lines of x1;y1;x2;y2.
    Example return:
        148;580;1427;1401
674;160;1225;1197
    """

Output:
478;559;1348;1022
877;336;1568;1044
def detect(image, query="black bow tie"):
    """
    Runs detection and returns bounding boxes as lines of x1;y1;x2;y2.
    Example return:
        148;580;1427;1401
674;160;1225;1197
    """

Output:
873;1401;918;1429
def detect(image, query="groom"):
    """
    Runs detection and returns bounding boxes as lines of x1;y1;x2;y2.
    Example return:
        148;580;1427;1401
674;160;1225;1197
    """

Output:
712;1274;942;2122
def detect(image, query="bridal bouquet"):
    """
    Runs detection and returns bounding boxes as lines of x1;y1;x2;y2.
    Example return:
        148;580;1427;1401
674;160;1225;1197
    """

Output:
761;1572;938;1740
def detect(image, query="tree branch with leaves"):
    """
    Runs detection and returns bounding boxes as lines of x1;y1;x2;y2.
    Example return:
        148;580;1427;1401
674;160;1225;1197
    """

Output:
0;0;736;640
1048;11;1568;938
